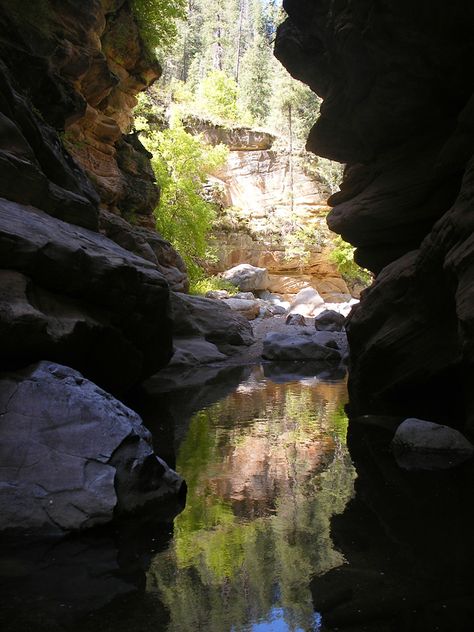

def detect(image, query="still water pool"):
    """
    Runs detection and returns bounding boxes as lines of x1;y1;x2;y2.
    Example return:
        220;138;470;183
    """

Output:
0;367;355;632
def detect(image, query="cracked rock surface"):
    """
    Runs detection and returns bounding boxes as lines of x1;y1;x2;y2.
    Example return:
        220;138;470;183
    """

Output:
0;361;184;536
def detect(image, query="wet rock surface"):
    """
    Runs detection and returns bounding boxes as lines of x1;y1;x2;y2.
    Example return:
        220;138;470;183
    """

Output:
276;0;474;432
0;362;184;536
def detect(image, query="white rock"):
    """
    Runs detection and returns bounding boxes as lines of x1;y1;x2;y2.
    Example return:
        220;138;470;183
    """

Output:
288;287;325;316
223;297;261;320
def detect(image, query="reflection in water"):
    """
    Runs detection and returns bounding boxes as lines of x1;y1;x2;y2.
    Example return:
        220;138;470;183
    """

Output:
0;367;355;632
147;367;355;632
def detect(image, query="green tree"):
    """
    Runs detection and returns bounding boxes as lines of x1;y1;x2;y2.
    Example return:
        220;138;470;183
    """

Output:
237;1;273;124
197;70;240;121
143;117;228;278
131;0;187;54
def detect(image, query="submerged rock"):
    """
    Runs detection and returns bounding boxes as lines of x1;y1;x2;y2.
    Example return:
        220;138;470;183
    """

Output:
392;418;474;470
0;362;184;536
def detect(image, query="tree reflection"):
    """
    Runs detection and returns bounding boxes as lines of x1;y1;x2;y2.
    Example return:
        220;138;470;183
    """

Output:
148;375;356;632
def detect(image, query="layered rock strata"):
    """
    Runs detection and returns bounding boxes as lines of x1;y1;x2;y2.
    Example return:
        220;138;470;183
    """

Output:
276;0;474;432
186;118;351;300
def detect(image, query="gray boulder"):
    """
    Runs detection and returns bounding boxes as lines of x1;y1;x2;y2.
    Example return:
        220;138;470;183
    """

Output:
262;330;342;362
286;313;307;326
223;297;261;320
170;337;227;366
314;309;347;332
222;264;270;291
0;362;184;535
392;418;474;470
170;292;254;347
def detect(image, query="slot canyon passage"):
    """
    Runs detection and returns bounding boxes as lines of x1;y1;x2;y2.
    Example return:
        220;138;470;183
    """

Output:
1;1;474;631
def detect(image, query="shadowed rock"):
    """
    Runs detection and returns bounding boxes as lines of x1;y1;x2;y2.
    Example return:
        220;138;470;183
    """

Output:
0;362;185;536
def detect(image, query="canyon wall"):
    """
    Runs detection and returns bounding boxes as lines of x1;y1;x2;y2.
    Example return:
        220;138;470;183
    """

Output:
275;0;474;432
0;0;189;533
0;0;189;390
186;118;352;300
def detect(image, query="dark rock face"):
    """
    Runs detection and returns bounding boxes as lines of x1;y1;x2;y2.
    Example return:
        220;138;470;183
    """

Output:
309;416;474;631
0;1;185;536
0;199;172;391
276;1;474;431
0;1;189;390
0;362;184;536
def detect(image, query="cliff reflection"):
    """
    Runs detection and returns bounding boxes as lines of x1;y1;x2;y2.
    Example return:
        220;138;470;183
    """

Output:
147;368;356;632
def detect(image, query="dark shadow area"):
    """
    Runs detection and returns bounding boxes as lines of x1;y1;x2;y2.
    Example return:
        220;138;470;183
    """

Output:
312;416;474;631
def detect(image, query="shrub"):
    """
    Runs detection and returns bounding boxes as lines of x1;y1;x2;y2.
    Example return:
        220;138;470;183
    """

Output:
142;117;228;281
330;236;372;286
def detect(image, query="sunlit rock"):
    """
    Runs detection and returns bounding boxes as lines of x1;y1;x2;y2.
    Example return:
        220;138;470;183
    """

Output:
288;287;325;317
222;263;270;292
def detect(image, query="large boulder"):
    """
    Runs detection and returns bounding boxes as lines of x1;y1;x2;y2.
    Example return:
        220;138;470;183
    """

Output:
0;199;172;391
262;330;342;362
392;418;474;470
314;309;346;332
222;264;270;292
287;287;325;317
0;362;185;536
170;337;227;366
170;292;254;347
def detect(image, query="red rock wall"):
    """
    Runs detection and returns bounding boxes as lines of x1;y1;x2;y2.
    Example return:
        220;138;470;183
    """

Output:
0;0;160;226
275;0;474;431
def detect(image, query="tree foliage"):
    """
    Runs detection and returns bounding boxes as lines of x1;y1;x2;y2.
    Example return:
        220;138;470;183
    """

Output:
131;0;187;54
330;236;372;286
197;70;240;121
142;118;228;278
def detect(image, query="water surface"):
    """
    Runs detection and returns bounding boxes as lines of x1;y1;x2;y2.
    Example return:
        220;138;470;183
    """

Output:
0;366;355;632
146;367;355;632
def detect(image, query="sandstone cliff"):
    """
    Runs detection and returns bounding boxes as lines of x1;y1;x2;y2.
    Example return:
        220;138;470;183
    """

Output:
275;0;474;432
185;118;352;300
